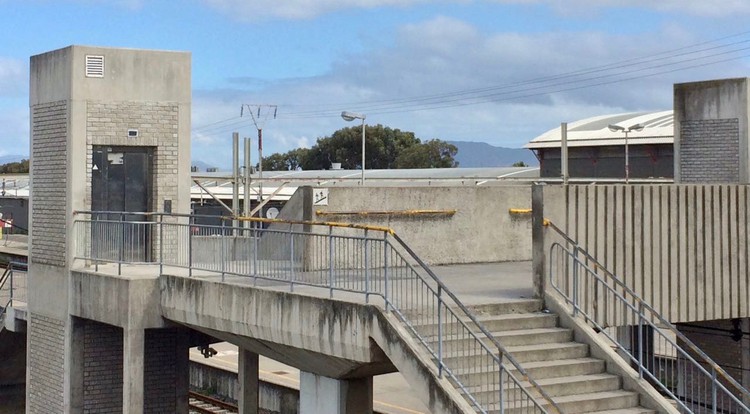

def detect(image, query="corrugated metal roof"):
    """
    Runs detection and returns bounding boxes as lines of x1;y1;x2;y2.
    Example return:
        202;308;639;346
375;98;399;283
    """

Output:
192;167;541;200
525;110;673;149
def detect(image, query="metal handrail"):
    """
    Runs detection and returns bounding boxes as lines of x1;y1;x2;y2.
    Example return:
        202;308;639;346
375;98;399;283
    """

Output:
546;220;750;413
72;211;560;414
0;261;26;325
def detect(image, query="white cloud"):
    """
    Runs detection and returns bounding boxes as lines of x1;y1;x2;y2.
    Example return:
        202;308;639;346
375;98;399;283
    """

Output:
548;0;750;17
199;0;750;21
200;0;434;20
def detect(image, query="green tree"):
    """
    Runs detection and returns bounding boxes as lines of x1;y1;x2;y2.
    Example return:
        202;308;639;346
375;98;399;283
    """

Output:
264;125;458;170
394;140;458;168
262;148;309;171
512;161;528;167
0;159;29;174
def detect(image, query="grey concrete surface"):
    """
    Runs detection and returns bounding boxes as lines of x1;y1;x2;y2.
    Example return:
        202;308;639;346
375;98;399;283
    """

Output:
175;261;534;414
312;186;534;264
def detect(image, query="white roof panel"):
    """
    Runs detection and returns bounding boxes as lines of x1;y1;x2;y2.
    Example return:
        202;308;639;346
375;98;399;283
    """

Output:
525;110;673;149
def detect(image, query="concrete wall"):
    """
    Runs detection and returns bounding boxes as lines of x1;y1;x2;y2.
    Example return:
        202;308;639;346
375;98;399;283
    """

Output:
312;185;532;264
674;78;749;183
537;183;750;324
82;320;123;413
26;314;65;413
190;362;299;413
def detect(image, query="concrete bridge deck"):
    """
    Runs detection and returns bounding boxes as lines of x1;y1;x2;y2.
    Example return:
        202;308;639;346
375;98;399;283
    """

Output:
181;261;535;414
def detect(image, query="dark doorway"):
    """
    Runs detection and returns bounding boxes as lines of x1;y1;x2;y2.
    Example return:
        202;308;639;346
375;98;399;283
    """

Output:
91;146;153;262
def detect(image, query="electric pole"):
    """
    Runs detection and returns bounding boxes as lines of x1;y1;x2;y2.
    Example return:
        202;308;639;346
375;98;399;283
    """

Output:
241;104;277;211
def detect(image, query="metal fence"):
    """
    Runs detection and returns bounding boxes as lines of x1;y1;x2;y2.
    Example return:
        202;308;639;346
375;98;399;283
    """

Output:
73;211;559;414
547;220;750;414
0;261;27;325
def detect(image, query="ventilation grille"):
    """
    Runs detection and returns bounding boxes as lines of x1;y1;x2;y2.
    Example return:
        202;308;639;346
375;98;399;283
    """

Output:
85;55;104;78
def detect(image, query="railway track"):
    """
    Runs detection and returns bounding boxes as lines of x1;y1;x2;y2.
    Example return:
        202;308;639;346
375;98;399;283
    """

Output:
189;391;238;414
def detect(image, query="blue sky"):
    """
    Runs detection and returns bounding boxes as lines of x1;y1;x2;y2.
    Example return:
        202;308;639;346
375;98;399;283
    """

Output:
2;0;750;168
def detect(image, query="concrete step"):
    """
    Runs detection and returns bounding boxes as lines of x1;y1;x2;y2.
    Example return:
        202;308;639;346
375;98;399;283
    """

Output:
498;390;641;414
508;357;606;380
441;342;589;366
506;342;589;363
427;327;574;352
584;409;657;414
451;357;606;387
467;299;544;316
412;312;559;337
552;390;641;413
464;373;622;402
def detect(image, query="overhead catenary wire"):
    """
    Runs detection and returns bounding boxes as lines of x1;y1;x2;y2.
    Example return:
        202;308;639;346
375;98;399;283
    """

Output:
190;30;750;139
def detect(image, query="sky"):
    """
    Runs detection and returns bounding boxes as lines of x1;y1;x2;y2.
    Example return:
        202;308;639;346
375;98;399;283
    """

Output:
2;1;750;168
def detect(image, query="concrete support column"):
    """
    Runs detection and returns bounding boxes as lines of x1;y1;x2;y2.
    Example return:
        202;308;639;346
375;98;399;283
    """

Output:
743;318;750;407
67;318;85;414
238;349;259;414
123;328;145;414
531;183;546;298
300;372;373;414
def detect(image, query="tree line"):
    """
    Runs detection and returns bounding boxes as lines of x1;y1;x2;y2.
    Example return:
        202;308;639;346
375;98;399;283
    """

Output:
0;159;29;174
262;125;458;171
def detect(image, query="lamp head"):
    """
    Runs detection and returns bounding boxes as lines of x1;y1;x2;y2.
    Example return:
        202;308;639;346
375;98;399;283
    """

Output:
341;111;365;122
608;124;625;132
627;123;645;132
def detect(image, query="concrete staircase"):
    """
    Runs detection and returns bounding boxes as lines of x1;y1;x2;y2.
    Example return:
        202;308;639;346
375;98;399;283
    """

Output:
413;299;658;414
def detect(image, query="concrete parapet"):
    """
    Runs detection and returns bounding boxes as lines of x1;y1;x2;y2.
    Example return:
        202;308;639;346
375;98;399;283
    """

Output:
308;185;533;264
160;274;474;413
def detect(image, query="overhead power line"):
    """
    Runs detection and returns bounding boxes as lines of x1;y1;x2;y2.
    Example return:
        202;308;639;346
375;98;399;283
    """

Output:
190;30;750;139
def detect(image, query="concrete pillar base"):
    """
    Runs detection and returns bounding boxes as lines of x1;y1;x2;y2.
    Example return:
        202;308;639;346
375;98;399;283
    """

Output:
239;348;259;414
124;328;145;414
300;372;373;414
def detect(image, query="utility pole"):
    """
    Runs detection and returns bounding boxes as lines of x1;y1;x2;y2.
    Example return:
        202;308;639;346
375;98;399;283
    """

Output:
241;104;277;211
243;136;251;228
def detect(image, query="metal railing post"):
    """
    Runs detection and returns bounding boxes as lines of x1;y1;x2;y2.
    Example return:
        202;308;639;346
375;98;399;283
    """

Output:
328;226;334;298
364;229;370;303
289;224;295;293
253;221;258;277
119;212;124;275
712;367;718;413
572;246;579;317
188;216;193;277
638;302;644;380
9;266;13;303
221;221;226;282
499;353;505;414
159;213;164;275
94;216;99;272
437;285;443;378
383;232;389;312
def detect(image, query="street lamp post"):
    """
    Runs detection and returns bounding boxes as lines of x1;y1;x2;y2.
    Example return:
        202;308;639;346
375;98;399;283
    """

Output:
608;123;644;183
341;111;366;184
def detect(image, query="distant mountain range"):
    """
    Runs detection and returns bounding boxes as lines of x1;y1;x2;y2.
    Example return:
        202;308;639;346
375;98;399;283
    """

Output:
0;155;27;165
192;141;539;172
448;141;538;168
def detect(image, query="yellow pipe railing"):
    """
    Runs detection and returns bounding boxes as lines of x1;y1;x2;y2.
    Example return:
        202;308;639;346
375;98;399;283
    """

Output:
315;209;456;217
233;216;396;235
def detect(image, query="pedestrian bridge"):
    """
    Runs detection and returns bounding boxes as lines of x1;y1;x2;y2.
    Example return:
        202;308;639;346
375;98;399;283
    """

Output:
8;211;733;413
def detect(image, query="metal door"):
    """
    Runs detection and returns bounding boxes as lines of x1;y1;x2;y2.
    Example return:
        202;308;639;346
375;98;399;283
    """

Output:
91;146;153;262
